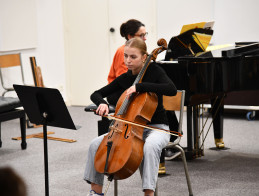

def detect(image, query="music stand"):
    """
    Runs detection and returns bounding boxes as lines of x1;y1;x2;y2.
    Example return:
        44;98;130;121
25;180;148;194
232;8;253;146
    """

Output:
165;28;213;60
13;84;78;196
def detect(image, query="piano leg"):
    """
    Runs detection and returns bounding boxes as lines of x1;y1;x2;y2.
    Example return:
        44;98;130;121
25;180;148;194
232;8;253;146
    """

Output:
211;97;225;148
186;105;205;159
186;106;194;159
193;105;204;157
193;105;199;157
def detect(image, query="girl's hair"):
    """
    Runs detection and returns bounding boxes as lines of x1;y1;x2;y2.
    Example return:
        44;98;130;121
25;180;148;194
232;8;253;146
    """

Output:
120;19;145;40
125;37;147;55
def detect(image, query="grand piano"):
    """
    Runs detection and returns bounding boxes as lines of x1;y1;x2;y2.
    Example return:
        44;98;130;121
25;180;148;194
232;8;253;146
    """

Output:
157;40;259;159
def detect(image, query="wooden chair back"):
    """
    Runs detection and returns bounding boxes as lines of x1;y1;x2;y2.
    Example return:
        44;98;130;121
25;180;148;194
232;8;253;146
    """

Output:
0;53;24;96
0;54;21;68
163;91;183;111
163;90;185;134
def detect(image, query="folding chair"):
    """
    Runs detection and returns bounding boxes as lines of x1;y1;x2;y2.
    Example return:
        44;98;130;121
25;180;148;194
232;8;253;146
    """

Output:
0;96;26;149
0;54;27;149
162;90;193;196
0;53;25;96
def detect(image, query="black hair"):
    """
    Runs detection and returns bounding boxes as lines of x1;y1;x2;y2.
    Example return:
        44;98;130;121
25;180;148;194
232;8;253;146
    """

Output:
120;19;145;40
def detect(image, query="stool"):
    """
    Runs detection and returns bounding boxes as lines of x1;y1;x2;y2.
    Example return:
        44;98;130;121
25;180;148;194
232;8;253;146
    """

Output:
0;96;26;149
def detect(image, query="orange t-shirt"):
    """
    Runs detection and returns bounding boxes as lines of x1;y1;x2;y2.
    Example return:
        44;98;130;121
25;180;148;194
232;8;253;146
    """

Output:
107;45;128;84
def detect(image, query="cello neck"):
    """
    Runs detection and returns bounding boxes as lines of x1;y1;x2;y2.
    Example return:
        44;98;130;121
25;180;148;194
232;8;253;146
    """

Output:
133;54;152;85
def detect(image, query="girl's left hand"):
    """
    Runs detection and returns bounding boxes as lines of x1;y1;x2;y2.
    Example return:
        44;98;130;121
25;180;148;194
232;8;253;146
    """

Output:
126;85;136;96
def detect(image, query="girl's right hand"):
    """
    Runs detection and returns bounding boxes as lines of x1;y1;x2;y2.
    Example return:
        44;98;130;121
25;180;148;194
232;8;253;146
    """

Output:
96;103;109;116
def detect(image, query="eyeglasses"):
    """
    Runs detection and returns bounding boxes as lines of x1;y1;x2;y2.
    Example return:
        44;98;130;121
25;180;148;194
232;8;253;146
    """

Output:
135;32;148;38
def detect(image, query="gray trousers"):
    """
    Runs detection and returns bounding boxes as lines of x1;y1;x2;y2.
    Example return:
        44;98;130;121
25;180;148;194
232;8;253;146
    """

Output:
84;124;170;192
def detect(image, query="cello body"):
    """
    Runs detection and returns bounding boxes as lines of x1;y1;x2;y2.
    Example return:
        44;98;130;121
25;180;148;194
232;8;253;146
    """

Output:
94;91;158;180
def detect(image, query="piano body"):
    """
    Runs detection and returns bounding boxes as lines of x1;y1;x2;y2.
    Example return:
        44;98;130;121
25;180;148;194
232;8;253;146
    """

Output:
158;42;259;159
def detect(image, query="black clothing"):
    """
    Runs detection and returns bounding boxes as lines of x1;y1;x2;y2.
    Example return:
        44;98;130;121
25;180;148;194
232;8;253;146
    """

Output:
91;62;177;125
167;110;180;142
160;110;180;163
107;92;121;106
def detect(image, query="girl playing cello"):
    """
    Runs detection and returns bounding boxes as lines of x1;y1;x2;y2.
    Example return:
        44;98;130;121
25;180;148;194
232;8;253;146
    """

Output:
84;37;177;196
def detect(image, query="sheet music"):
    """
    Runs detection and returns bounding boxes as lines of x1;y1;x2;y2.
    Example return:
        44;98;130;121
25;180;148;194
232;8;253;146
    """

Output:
203;21;215;30
180;21;215;34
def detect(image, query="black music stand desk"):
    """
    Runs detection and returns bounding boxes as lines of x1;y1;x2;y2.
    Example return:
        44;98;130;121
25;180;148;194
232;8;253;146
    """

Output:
165;28;214;60
13;84;78;196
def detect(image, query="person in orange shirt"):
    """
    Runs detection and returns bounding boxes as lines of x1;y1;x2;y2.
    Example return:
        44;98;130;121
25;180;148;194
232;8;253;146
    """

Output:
107;19;148;108
107;19;147;85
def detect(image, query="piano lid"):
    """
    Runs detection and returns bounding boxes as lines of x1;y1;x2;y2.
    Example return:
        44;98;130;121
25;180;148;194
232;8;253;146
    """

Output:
222;42;259;57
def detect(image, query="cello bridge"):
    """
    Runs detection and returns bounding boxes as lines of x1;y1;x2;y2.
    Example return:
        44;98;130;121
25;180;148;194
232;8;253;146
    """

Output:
109;126;122;133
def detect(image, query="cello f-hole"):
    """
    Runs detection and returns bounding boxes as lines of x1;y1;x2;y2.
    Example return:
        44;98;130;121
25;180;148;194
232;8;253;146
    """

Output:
124;124;129;139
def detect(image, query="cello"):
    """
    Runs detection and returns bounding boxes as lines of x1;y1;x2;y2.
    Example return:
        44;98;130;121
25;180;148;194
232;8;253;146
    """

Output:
94;38;168;181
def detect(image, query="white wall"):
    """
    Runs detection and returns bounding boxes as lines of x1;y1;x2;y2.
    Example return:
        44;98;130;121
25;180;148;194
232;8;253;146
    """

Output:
63;0;111;106
1;0;259;104
156;0;259;46
0;0;37;51
156;0;214;60
0;0;66;100
63;0;159;106
157;0;214;44
213;0;259;45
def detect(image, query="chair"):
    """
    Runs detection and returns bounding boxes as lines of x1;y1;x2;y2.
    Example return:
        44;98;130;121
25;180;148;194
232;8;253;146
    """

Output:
162;90;193;196
0;53;25;96
0;54;27;149
0;96;26;149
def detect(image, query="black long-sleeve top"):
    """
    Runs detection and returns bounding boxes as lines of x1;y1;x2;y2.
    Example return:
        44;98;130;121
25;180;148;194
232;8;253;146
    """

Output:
90;62;177;125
